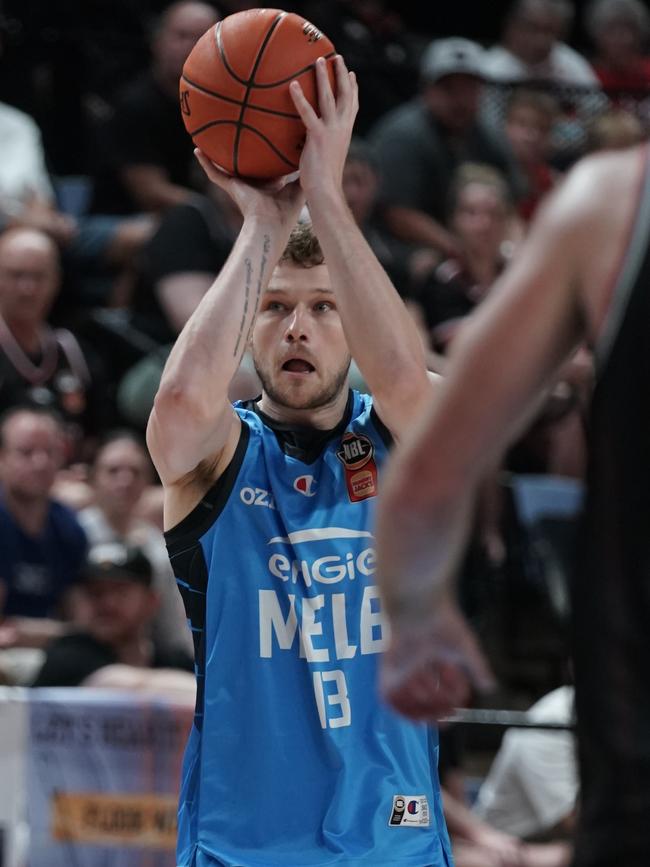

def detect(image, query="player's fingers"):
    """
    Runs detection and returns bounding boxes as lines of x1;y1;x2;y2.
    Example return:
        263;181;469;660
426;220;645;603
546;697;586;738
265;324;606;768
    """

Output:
332;54;351;106
194;148;232;188
349;70;359;114
289;79;319;128
315;56;336;120
388;677;456;722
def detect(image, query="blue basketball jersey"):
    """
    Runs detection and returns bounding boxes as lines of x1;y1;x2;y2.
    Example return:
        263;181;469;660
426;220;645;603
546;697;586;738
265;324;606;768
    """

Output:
165;391;452;867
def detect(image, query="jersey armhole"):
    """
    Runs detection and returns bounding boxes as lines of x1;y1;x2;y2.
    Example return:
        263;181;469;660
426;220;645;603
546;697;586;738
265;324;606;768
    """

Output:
370;405;394;450
164;421;251;550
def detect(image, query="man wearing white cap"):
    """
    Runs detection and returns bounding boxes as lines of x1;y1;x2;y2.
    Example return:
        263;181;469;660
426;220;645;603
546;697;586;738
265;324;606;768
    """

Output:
370;37;521;259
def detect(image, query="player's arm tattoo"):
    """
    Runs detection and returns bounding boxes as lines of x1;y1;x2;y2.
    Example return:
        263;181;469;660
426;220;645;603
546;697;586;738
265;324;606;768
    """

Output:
233;234;271;361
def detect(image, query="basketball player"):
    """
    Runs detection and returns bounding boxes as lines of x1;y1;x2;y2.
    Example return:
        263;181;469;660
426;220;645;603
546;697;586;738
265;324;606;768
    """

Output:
147;56;452;866
375;140;650;867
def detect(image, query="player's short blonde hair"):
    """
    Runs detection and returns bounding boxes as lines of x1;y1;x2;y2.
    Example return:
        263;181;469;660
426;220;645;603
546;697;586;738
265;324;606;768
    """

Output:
280;223;324;268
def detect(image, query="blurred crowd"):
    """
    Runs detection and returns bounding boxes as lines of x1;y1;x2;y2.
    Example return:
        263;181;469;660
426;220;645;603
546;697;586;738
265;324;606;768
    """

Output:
0;0;648;864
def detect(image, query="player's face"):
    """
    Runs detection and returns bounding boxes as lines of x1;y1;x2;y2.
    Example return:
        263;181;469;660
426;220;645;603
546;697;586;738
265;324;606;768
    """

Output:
251;263;351;411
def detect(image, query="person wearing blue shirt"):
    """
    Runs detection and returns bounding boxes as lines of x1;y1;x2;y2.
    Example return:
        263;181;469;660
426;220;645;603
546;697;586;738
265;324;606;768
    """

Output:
147;55;452;867
0;406;86;643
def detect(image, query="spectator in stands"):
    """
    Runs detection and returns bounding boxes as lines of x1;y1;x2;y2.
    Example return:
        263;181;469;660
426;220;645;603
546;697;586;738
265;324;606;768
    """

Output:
342;137;412;295
33;543;193;686
412;163;514;353
504;88;560;222
0;406;86;649
0;228;111;457
370;38;520;260
91;1;220;216
586;107;646;150
0;97;153;286
446;784;573;866
132;184;241;345
78;431;192;656
474;686;577;853
0;100;76;246
586;0;650;91
302;0;425;134
484;0;599;86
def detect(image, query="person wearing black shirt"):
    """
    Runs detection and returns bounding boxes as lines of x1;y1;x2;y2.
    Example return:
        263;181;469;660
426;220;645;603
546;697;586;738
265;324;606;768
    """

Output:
33;543;193;687
91;1;219;216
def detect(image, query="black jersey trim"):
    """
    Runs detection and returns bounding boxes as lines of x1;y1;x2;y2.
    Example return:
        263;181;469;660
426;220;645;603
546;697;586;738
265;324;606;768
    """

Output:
369;405;393;450
164;421;250;550
596;143;650;372
243;390;355;464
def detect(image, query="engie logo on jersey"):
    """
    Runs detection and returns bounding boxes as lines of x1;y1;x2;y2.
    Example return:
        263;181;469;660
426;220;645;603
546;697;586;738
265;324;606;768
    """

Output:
388;795;430;828
336;433;377;503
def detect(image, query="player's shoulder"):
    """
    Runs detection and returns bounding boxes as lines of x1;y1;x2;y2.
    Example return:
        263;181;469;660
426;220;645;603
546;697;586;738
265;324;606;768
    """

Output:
535;144;647;242
558;145;646;216
233;399;266;436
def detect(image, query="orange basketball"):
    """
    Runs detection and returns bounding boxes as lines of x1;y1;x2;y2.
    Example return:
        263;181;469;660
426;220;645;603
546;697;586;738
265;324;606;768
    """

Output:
180;8;336;180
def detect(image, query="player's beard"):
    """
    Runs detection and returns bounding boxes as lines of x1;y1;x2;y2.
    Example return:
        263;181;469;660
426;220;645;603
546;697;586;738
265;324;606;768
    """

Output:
253;354;351;411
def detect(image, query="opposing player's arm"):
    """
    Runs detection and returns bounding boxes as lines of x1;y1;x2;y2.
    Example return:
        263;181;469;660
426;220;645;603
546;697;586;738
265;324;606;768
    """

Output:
291;58;434;440
376;160;612;662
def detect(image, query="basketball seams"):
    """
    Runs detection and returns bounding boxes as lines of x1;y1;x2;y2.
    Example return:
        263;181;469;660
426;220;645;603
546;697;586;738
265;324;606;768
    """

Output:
231;12;286;175
182;74;301;120
249;51;337;89
213;22;248;87
191;120;299;169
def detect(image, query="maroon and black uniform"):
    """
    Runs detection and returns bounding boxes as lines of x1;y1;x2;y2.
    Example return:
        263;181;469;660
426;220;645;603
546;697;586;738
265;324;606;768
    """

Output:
573;149;650;867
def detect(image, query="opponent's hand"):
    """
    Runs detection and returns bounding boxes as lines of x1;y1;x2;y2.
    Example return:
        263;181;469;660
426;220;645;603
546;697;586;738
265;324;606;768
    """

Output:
381;595;495;721
194;149;305;228
289;54;358;199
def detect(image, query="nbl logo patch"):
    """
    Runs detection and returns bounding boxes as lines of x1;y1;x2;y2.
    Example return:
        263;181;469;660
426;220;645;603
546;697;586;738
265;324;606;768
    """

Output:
388;795;430;828
336;433;378;502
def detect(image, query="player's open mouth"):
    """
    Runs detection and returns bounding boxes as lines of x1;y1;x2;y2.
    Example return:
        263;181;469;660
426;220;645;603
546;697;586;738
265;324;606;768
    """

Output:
282;358;315;374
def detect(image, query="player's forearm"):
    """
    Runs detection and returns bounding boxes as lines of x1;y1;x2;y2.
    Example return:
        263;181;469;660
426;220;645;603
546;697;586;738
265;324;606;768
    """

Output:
376;456;475;628
157;218;281;412
308;194;428;401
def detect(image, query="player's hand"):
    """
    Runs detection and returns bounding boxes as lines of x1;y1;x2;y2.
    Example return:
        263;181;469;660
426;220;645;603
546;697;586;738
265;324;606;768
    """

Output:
381;594;495;722
194;149;305;228
289;54;358;198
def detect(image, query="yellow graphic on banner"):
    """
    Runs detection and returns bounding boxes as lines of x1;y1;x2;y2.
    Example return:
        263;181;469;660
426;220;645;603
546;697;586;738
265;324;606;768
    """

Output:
51;792;177;849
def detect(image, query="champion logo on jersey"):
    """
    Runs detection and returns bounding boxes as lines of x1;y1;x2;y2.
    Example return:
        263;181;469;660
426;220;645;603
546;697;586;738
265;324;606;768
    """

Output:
294;475;317;497
388;795;430;827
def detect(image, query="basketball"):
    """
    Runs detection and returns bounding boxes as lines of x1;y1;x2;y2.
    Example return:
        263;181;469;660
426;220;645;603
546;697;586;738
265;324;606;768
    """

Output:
180;8;336;180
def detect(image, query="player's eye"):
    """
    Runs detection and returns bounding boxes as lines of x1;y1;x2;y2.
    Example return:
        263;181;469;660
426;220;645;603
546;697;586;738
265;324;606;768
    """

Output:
314;301;333;312
267;301;286;312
